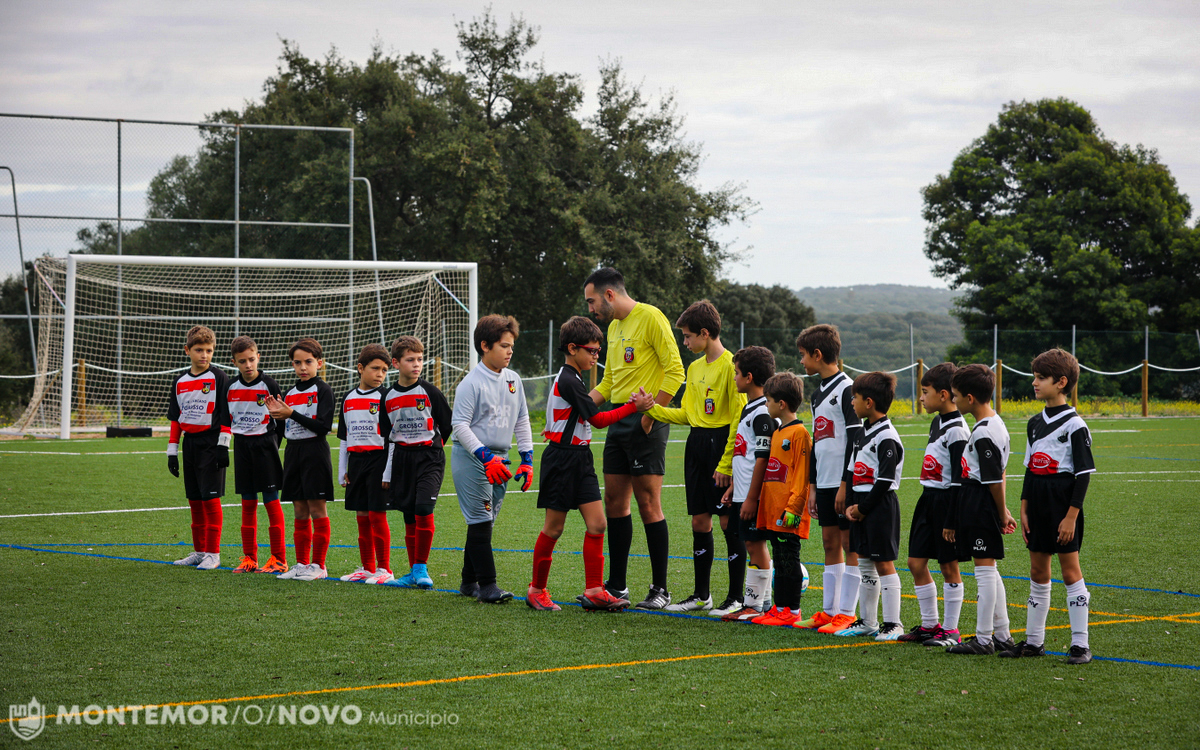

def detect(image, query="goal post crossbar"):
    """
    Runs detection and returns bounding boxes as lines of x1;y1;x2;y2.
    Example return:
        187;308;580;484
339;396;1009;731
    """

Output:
54;254;479;439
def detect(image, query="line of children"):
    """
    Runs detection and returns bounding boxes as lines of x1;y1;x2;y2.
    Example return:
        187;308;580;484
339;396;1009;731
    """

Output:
337;345;392;584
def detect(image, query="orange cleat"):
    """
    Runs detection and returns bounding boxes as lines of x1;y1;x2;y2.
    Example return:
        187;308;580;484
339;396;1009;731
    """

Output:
752;606;800;626
525;586;562;611
795;611;835;629
816;613;857;634
258;556;289;574
232;556;259;574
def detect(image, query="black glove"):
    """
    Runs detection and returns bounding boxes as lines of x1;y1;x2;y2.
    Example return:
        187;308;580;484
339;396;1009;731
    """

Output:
167;454;180;477
216;445;230;468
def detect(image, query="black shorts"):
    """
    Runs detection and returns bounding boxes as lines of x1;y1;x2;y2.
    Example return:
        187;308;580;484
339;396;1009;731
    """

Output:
685;426;732;516
849;491;901;562
602;410;669;476
345;450;389;512
388;446;445;514
739;510;773;543
957;525;1005;561
741;515;804;549
908;487;968;564
537;443;602;513
281;437;334;502
233;433;282;497
1024;473;1085;554
182;431;225;502
815;486;849;530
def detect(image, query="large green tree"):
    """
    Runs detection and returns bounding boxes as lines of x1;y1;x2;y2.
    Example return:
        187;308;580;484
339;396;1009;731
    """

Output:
75;11;754;375
922;98;1200;397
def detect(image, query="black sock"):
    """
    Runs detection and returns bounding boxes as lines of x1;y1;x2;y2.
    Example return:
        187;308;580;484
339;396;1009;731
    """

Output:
606;514;633;590
645;519;670;591
693;530;714;599
723;524;745;602
466;522;496;586
461;546;475;585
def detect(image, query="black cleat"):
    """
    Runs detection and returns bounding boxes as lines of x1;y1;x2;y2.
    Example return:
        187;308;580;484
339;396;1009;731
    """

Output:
459;581;480;598
635;585;671;610
1065;645;1092;664
476;583;514;603
946;635;996;655
993;636;1017;654
997;640;1045;658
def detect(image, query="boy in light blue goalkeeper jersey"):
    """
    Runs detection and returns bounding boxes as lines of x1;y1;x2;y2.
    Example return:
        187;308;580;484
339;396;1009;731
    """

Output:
451;314;535;604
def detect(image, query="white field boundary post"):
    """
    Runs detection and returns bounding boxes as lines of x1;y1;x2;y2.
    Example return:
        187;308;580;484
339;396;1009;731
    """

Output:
468;264;479;369
60;254;78;440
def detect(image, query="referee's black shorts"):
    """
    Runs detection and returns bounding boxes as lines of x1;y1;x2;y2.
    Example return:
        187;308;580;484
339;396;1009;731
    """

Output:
345;449;389;512
537;443;602;513
602;410;669;476
281;437;334;502
233;432;282;497
684;425;732;516
182;430;225;501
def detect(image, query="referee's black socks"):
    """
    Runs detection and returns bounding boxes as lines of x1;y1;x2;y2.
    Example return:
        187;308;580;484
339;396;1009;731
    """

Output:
606;514;634;590
645;519;669;591
693;530;715;600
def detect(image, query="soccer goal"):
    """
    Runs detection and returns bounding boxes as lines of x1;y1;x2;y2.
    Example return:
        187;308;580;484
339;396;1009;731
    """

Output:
15;254;478;438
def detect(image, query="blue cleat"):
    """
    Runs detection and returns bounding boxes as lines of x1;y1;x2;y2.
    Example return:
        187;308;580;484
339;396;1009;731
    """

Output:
391;570;419;588
412;563;434;590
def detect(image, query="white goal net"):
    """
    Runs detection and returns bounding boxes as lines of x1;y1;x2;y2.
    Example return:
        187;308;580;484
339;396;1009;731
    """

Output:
16;255;477;437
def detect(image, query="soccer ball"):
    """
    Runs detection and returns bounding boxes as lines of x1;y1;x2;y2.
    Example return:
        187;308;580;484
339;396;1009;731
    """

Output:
799;563;809;593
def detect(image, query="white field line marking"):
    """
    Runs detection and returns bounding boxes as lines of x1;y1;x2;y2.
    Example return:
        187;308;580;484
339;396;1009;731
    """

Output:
1;473;1196;519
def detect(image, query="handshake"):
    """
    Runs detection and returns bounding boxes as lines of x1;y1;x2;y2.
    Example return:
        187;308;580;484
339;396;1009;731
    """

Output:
629;387;655;412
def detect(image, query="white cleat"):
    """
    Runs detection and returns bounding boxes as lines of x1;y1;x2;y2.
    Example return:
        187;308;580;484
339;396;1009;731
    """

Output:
173;551;205;566
833;618;880;637
665;594;713;612
875;622;905;641
339;567;373;582
196;553;221;570
365;568;395;585
278;563;308;580
710;597;744;617
295;564;328;581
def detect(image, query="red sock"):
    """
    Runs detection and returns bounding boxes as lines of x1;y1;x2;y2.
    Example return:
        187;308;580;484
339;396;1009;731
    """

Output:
204;498;223;554
415;513;435;565
265;500;286;562
294;518;312;565
240;500;259;560
370;511;391;571
583;532;605;590
405;522;417;568
532;532;558;590
356;515;375;571
312;517;331;567
188;500;205;551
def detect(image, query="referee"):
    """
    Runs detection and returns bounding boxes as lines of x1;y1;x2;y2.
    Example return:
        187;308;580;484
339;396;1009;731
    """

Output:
583;268;685;609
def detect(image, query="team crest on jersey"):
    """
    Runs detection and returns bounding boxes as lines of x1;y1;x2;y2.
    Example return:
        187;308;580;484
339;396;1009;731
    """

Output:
201;383;211;394
369;403;379;415
1058;431;1070;443
415;398;426;411
256;394;266;407
507;381;516;394
307;395;315;406
830;395;838;406
624;346;634;363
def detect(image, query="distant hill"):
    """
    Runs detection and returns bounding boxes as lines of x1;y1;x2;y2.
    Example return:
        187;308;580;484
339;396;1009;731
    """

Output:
795;284;958;316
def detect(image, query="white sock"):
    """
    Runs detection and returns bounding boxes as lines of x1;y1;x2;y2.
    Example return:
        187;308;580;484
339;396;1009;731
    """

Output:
1066;579;1090;649
943;582;964;631
992;568;1011;643
881;573;902;625
915;582;939;627
823;563;844;616
1025;582;1053;647
745;566;771;611
974;565;996;644
839;563;861;617
764;563;775;607
857;559;880;628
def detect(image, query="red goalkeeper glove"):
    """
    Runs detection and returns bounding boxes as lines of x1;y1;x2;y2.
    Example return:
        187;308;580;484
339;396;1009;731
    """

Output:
474;447;512;485
513;450;534;491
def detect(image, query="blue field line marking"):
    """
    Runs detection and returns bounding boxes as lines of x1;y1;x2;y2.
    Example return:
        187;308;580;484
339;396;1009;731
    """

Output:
1045;652;1200;671
6;543;1199;599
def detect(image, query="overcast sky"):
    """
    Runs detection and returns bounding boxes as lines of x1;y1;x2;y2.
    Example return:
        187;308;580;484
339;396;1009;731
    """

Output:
2;0;1198;290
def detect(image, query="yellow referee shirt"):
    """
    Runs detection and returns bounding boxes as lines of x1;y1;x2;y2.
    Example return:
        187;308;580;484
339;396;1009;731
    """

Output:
596;301;686;406
648;349;745;476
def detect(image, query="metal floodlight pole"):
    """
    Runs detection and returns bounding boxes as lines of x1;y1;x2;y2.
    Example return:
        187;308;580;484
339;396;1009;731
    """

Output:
351;176;386;346
116;120;123;426
0;166;37;372
233;125;241;337
548;321;553;377
1072;324;1076;357
740;321;744;350
468;265;479;369
348;131;355;368
910;323;915;414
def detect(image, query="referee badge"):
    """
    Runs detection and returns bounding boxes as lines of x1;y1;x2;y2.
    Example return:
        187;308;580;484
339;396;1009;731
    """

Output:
704;398;715;415
624;346;634;363
507;381;516;394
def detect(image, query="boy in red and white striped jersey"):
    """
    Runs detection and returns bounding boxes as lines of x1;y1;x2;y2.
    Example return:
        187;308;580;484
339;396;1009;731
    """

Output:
379;336;453;590
226;336;288;574
337;344;392;584
528;317;653;611
167;325;231;571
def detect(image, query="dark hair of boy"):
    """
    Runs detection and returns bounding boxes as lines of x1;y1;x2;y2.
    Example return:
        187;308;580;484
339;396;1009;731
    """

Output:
473;315;521;356
794;323;841;362
391;335;424;361
732;345;776;386
763;371;805;412
1030;348;1080;392
920;362;958;394
852;371;897;414
583;267;626;294
288;337;324;361
357;344;390;368
952;363;994;403
187;325;216;348
675;300;722;339
559;315;603;352
230;335;257;356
